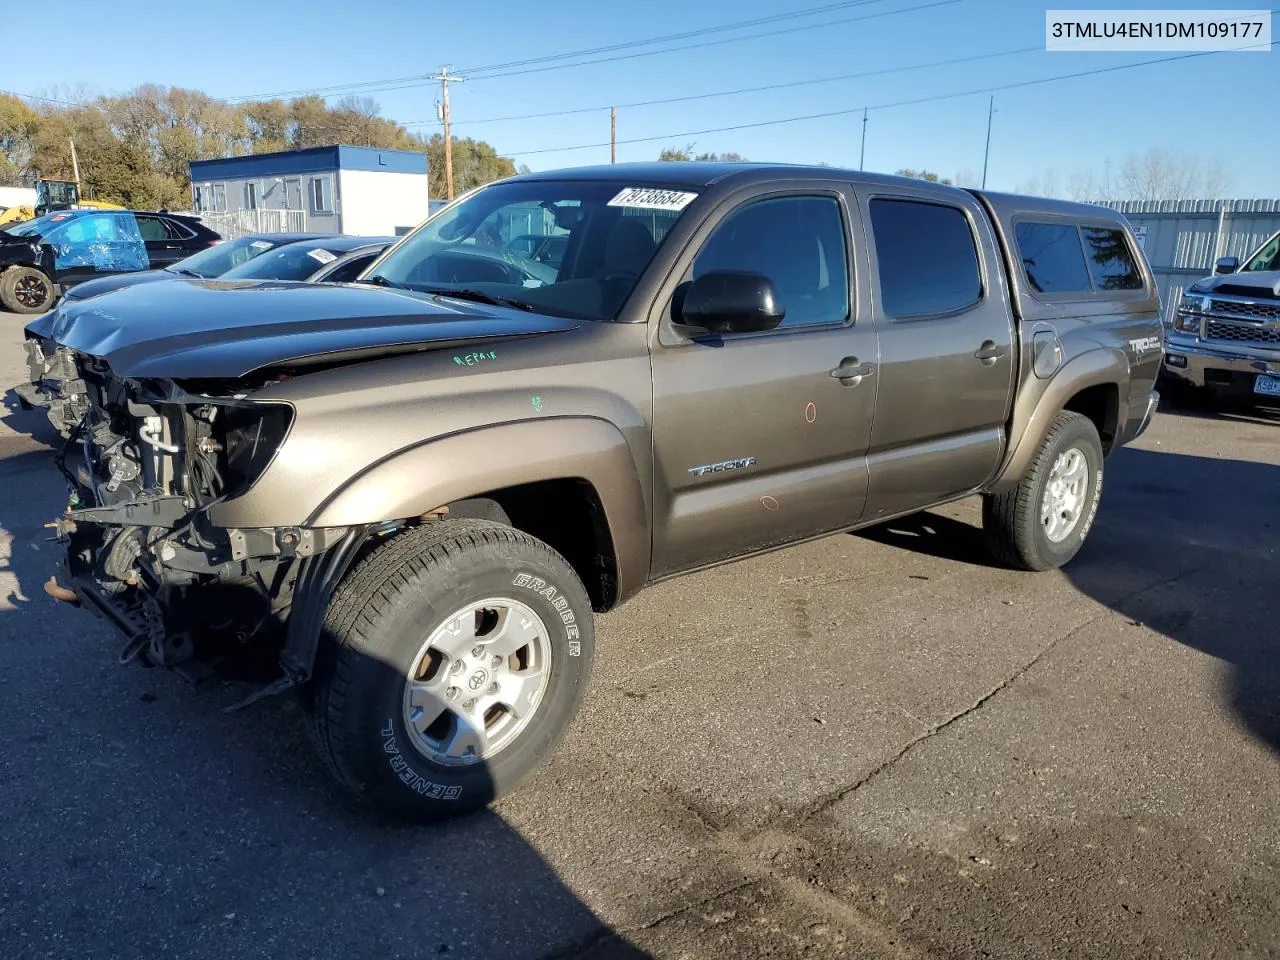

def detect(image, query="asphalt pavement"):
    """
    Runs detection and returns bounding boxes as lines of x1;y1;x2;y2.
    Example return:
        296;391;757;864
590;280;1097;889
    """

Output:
1;307;1277;960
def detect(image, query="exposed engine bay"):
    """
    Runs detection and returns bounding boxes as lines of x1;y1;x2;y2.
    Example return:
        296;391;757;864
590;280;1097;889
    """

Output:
26;338;375;698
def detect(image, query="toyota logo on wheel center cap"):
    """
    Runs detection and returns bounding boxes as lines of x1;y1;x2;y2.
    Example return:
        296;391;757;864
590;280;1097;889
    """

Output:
467;669;489;691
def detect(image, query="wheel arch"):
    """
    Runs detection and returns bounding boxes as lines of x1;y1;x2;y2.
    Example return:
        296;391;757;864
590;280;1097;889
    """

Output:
306;417;649;608
988;347;1128;495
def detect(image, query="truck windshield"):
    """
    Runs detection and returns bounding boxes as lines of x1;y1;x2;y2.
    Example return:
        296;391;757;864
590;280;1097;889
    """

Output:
363;179;699;321
1242;231;1280;273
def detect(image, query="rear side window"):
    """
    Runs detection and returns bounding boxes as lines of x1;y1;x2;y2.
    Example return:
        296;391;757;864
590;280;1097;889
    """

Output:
1014;220;1144;296
1015;222;1091;294
869;199;981;318
1081;227;1142;290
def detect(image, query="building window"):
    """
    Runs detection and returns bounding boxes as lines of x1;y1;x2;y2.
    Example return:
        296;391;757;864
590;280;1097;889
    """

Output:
195;183;226;213
245;181;259;210
310;176;334;214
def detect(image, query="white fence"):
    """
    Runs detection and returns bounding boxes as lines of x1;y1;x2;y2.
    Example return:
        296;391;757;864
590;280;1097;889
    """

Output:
198;208;310;240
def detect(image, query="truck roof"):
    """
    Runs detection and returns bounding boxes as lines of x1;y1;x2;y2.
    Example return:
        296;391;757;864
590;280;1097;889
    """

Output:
508;162;1132;225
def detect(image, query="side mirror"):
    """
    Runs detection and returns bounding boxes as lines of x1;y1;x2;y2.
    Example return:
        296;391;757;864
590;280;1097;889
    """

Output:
675;270;784;335
1214;256;1239;275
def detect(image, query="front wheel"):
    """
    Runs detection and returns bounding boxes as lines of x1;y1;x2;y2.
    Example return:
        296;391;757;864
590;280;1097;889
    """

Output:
0;266;56;314
304;519;595;820
982;411;1104;572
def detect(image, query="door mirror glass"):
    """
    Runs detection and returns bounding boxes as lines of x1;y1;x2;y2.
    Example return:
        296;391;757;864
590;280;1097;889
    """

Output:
674;269;785;334
1214;256;1239;275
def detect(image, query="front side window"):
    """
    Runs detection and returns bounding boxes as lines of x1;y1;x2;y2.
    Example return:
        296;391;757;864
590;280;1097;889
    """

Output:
365;179;700;322
869;198;982;318
1015;221;1092;294
690;195;850;329
1081;227;1142;291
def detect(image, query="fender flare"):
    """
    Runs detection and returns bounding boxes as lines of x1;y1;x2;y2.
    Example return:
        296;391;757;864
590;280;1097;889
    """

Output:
988;347;1129;495
306;416;650;600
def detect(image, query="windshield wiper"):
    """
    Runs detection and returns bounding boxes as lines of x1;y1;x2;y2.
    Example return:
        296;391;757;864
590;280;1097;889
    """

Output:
167;267;202;278
422;287;536;312
364;273;406;290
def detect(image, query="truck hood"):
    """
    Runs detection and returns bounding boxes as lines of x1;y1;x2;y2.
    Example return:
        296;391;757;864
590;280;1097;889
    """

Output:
62;269;177;303
1190;271;1280;299
32;278;581;380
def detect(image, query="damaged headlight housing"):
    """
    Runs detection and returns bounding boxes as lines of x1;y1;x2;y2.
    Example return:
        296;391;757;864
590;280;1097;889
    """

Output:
215;402;295;497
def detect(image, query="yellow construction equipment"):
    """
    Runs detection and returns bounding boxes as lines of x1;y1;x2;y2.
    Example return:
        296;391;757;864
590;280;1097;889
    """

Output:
0;178;125;229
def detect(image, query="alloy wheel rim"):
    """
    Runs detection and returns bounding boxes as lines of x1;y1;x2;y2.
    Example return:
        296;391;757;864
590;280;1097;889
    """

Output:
15;275;48;309
1041;446;1089;543
401;597;551;767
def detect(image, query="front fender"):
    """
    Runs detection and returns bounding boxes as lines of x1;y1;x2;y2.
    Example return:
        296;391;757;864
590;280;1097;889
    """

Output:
988;347;1129;495
306;416;650;600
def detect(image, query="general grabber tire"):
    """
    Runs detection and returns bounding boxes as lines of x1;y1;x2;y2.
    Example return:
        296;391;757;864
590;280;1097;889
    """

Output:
0;265;56;314
305;519;595;821
982;410;1105;572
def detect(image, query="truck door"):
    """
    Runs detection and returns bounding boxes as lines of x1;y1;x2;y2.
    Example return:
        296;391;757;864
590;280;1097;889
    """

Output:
648;185;879;578
854;186;1016;522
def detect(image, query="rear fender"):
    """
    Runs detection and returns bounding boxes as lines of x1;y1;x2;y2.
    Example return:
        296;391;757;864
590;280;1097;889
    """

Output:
307;417;650;602
988;347;1129;494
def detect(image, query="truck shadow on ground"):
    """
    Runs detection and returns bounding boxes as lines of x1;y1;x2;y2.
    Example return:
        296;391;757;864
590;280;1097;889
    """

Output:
862;443;1280;756
0;428;651;960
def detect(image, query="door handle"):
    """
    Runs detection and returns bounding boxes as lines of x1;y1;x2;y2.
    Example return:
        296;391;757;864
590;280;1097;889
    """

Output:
974;340;1005;365
830;356;875;386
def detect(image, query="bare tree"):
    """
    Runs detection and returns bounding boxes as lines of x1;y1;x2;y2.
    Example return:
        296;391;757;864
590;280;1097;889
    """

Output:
1118;148;1233;201
952;168;981;188
1066;168;1104;202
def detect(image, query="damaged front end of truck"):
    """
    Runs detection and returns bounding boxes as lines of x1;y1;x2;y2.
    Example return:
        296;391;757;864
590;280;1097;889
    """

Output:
41;358;369;704
23;278;581;708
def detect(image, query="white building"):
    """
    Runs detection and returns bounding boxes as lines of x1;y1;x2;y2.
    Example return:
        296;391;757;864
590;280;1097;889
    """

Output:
188;144;430;237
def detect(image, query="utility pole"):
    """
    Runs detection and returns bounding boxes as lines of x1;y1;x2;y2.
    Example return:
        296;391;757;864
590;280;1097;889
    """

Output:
610;107;617;164
859;108;868;171
981;95;996;189
68;137;81;187
430;66;467;201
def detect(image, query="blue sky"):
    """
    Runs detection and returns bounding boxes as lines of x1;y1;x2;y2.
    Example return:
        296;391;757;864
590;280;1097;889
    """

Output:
6;0;1278;196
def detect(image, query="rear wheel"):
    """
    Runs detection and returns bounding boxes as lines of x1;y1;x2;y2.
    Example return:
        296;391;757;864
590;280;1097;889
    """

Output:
0;266;55;314
983;411;1104;571
305;519;595;820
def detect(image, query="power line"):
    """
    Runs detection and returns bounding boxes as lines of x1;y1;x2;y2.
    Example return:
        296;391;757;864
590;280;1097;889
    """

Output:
441;1;960;84
456;0;899;75
216;0;953;102
405;42;1045;128
0;89;91;108
501;40;1278;158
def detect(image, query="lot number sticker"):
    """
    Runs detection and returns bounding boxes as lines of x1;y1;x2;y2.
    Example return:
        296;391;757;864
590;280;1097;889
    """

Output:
607;187;698;211
307;248;337;264
249;240;274;250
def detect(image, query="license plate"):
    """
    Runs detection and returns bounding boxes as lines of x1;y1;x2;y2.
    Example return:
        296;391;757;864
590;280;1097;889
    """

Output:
1255;374;1280;397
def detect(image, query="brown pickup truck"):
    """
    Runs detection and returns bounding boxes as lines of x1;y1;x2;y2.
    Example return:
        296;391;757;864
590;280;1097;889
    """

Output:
19;163;1163;819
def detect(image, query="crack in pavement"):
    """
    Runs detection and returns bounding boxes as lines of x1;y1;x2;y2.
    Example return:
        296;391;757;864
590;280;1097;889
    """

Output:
540;878;758;959
788;561;1212;826
559;560;1215;958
